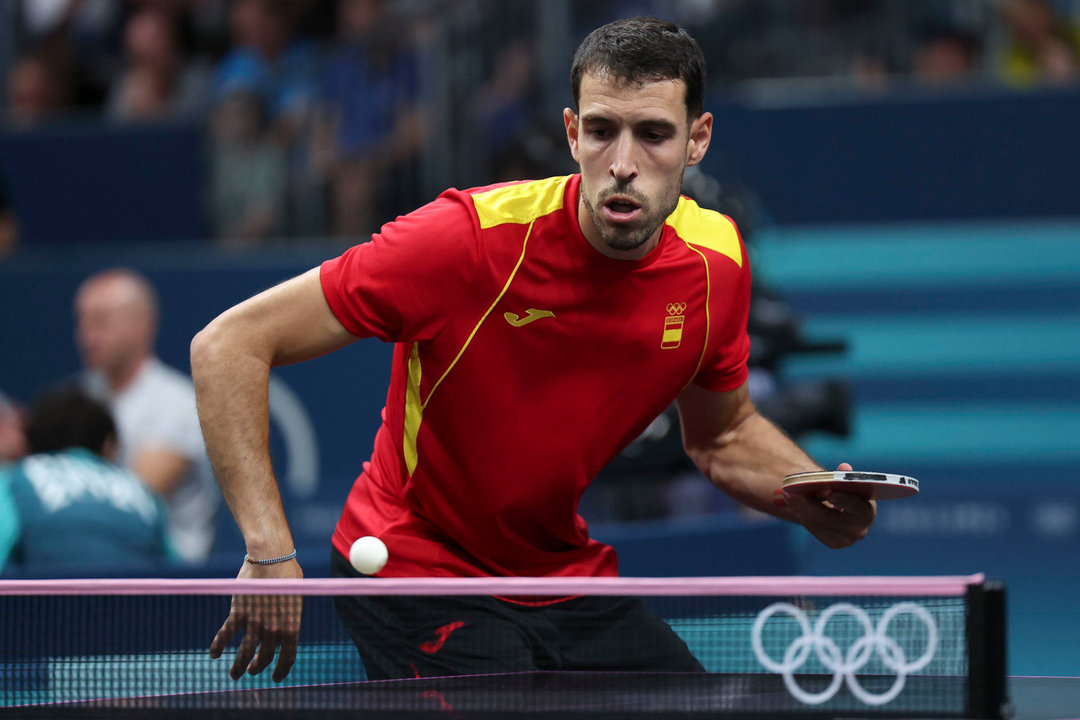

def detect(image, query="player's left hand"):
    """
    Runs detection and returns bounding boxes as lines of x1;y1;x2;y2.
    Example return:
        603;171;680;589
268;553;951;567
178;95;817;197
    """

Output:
785;462;877;549
210;558;304;682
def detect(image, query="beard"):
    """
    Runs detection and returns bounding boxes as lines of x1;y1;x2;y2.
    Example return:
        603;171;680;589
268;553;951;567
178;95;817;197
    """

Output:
581;174;684;253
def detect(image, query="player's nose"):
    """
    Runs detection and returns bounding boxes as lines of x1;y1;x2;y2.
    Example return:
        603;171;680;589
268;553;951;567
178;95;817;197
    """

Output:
608;131;638;182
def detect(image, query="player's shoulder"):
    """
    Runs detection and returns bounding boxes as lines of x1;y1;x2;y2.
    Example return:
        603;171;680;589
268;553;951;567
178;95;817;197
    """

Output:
458;175;572;229
666;195;744;268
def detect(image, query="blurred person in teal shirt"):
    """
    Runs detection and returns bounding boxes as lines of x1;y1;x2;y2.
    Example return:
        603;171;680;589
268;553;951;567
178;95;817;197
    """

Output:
0;390;27;464
0;386;174;572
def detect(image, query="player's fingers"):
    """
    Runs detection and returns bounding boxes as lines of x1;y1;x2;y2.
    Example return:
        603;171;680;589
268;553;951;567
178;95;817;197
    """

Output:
827;492;877;522
811;526;854;549
248;628;278;676
788;493;873;548
814;516;870;548
786;492;833;520
231;622;260;681
272;596;302;682
273;633;298;682
210;612;239;659
787;497;844;542
836;506;876;545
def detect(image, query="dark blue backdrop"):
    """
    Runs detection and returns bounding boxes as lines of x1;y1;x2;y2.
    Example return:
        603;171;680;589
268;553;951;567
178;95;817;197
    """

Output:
0;121;203;244
700;85;1080;224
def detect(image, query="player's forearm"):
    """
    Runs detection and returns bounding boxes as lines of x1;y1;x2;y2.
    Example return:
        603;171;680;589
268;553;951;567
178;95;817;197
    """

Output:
190;320;294;558
686;410;819;519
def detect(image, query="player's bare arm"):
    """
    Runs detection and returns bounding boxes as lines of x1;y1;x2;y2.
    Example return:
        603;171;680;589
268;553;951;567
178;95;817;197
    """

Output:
190;267;357;680
191;267;354;556
675;381;875;548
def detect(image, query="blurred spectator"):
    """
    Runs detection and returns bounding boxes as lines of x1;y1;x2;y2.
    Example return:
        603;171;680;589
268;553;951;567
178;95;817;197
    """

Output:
18;0;120;57
208;88;288;244
0;175;19;258
912;28;981;86
998;0;1080;86
211;0;321;235
106;5;210;122
110;66;172;121
0;386;174;573
849;48;893;91
312;0;426;237
75;268;218;563
16;0;122;112
7;54;70;126
471;38;540;179
0;391;28;464
212;0;318;148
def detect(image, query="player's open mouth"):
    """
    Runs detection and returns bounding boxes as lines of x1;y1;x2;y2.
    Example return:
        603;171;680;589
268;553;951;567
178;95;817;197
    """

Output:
602;197;642;223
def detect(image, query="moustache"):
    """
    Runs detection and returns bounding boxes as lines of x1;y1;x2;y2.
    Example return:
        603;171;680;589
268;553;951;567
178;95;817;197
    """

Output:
597;185;649;206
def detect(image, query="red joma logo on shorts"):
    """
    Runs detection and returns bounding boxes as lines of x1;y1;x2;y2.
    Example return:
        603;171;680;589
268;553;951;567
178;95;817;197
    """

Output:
420;621;466;654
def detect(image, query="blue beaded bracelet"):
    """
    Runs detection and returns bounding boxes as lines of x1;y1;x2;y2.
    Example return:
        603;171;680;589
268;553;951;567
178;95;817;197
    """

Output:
244;548;297;565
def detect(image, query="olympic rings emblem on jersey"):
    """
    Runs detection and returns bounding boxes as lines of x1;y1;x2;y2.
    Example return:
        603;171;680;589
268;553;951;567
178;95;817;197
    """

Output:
666;302;687;316
750;602;938;706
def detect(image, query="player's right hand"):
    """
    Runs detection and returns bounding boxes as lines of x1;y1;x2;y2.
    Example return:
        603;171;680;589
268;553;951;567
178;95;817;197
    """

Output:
787;491;877;548
785;462;877;549
210;559;304;682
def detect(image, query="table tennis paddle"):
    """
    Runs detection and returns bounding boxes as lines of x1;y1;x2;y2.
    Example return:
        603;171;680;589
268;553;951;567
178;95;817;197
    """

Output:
782;470;919;500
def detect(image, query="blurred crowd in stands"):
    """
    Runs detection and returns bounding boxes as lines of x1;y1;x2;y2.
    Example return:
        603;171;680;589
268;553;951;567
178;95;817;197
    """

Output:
2;0;1079;249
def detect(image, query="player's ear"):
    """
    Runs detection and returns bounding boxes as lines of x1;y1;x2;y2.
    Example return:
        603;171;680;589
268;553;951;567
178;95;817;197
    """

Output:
564;107;580;162
686;111;713;167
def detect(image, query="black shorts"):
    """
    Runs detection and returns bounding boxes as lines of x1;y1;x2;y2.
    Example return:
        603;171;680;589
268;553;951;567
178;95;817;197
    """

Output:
329;549;704;680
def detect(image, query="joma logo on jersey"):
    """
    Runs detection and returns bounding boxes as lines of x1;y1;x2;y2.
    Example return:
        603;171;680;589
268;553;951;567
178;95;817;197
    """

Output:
662;302;686;349
504;308;555;327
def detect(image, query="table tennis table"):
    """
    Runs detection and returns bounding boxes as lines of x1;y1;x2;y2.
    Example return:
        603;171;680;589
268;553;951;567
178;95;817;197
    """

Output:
3;672;1078;719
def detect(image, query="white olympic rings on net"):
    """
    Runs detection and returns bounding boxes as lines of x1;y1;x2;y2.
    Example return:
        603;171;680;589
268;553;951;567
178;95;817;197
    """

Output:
750;601;938;706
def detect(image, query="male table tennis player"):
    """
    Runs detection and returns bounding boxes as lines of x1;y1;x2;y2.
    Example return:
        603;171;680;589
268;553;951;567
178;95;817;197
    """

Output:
191;17;876;683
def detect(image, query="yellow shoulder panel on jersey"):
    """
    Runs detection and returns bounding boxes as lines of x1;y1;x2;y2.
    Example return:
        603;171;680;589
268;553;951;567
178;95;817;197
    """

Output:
668;196;743;267
472;176;571;229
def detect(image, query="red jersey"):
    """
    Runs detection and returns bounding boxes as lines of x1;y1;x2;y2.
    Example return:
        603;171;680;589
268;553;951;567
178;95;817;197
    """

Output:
320;174;750;577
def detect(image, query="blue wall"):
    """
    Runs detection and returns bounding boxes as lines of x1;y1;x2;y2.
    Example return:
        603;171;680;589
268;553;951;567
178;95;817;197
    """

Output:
702;85;1080;224
0;122;203;244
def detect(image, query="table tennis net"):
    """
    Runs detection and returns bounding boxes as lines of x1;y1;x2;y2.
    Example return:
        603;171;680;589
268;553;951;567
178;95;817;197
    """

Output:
0;575;1006;719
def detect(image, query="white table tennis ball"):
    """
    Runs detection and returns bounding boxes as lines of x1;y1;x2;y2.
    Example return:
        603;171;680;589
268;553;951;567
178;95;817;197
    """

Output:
349;535;388;575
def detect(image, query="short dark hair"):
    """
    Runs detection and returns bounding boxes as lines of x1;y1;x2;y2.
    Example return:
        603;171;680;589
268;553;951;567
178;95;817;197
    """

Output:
24;386;116;456
570;17;706;118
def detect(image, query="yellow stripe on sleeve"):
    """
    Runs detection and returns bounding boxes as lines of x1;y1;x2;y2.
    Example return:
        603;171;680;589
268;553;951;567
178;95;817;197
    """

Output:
472;176;570;229
667;196;743;267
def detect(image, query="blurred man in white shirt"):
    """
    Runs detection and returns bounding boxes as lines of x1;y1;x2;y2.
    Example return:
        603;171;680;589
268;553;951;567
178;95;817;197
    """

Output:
76;268;218;562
